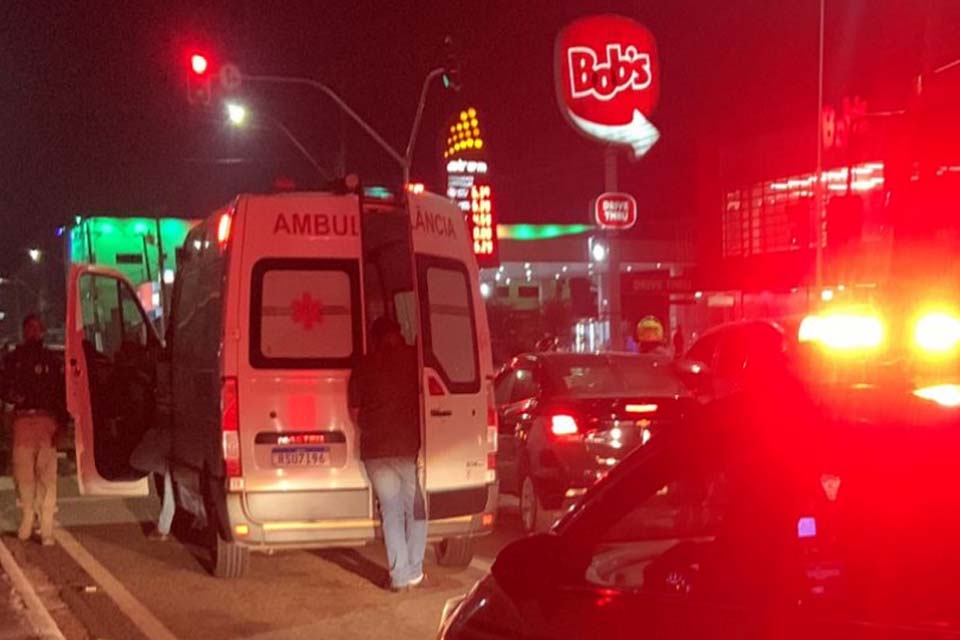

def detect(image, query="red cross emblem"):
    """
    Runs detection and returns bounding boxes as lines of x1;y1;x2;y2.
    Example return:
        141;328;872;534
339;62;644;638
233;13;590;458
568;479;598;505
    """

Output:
290;292;323;329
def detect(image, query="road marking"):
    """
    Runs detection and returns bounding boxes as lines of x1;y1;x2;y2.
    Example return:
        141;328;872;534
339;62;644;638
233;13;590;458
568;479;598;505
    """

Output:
54;528;179;640
0;537;65;640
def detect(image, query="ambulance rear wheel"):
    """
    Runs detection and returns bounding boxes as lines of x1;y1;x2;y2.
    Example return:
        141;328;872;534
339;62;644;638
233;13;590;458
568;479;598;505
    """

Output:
435;536;475;567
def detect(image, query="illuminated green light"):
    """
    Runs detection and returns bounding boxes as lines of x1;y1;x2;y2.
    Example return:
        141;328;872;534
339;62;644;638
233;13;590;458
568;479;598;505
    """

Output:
364;186;394;200
98;222;116;234
498;224;593;241
133;222;149;235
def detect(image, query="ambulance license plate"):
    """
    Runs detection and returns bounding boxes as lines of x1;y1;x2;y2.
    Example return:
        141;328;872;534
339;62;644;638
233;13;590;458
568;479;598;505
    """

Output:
271;447;328;467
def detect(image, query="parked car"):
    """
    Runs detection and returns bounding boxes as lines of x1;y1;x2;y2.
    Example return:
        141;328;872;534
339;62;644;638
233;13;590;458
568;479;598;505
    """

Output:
494;352;699;532
684;320;788;400
440;380;960;639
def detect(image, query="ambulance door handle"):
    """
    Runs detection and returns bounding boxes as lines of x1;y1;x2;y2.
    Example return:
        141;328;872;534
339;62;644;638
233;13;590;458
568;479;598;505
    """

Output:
430;409;453;417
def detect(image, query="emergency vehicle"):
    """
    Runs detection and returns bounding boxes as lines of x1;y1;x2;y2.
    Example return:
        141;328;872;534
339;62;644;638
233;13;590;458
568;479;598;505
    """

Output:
796;64;960;416
64;187;498;577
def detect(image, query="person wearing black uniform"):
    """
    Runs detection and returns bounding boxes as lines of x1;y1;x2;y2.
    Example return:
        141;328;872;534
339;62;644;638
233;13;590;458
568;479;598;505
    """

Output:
348;317;426;591
1;315;64;545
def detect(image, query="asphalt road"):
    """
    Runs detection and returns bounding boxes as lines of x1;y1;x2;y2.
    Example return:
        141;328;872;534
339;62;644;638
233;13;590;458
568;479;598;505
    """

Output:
1;474;527;640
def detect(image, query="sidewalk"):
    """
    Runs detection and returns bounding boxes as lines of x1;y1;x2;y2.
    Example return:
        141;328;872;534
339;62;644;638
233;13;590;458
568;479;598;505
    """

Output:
0;536;61;640
0;561;37;640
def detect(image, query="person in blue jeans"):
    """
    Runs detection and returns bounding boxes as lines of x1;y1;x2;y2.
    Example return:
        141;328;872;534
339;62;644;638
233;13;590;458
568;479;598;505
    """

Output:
349;317;427;591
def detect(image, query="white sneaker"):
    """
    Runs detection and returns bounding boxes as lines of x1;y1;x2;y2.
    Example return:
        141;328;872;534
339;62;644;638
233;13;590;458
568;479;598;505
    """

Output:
407;573;425;588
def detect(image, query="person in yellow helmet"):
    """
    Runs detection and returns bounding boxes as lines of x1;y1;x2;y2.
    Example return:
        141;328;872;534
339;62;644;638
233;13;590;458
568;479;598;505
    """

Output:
635;316;670;356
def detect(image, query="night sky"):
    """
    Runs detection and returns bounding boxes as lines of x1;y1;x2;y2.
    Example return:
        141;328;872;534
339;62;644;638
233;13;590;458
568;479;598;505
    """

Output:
2;1;958;277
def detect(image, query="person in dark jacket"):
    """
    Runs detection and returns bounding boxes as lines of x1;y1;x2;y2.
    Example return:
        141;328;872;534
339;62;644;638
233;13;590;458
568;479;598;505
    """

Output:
0;315;64;545
348;316;426;591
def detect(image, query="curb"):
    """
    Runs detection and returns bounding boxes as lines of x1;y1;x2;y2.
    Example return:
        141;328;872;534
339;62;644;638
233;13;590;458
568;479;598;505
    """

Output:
0;537;65;640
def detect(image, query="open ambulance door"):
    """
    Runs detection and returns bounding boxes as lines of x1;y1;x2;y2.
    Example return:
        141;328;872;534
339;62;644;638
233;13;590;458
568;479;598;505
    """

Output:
66;265;160;496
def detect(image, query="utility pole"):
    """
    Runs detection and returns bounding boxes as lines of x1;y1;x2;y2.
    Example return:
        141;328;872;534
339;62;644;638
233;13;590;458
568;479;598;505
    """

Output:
604;147;623;351
814;0;826;291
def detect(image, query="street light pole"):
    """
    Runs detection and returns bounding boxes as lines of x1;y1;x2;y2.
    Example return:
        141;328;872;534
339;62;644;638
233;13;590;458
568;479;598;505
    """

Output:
814;0;826;291
240;74;407;173
404;67;446;184
264;116;334;182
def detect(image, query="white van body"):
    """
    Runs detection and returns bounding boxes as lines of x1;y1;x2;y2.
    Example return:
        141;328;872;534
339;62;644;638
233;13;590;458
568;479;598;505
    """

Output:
64;190;497;577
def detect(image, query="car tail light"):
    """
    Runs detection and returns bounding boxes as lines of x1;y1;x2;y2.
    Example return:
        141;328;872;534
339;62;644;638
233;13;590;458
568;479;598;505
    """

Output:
798;311;884;351
914;312;960;353
626;403;657;414
914;384;960;408
221;377;242;478
550;414;579;437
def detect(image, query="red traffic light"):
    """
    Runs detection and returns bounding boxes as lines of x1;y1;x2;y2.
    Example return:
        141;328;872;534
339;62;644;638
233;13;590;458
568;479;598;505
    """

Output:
190;53;209;75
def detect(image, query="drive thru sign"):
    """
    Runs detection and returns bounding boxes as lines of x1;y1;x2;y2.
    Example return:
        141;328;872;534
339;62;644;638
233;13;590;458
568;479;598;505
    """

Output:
555;15;661;158
594;192;637;230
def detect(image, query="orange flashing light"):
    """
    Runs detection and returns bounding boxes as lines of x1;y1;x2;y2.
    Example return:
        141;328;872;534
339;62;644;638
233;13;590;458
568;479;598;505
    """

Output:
915;312;960;353
799;311;884;351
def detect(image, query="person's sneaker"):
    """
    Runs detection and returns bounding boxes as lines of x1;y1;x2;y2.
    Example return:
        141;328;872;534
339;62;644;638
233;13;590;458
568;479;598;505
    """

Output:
40;537;55;547
17;526;32;542
407;573;427;589
147;529;170;542
389;573;427;592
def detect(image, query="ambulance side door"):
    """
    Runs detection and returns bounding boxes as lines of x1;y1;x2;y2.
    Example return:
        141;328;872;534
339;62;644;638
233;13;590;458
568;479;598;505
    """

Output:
66;265;158;496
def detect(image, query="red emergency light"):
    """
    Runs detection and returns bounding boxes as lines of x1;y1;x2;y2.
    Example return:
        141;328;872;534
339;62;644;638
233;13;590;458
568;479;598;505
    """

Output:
191;53;209;75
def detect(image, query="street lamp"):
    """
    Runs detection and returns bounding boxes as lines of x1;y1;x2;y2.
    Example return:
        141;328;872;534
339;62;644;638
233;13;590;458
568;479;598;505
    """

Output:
226;102;247;127
27;248;42;263
225;102;332;181
590;237;609;263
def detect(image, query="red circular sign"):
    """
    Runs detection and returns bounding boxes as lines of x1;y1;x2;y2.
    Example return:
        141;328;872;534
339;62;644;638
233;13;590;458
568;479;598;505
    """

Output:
594;192;637;229
555;15;661;157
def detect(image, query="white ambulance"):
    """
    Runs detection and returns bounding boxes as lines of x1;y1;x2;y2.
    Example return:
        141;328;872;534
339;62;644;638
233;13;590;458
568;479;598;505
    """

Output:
64;189;498;577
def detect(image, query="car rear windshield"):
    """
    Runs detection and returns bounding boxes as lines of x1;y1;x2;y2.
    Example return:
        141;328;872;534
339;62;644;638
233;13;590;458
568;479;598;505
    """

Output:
249;258;362;369
545;356;688;397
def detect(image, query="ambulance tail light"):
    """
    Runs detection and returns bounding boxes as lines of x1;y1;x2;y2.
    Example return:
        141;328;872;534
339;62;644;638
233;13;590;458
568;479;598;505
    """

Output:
486;383;498;483
221;376;242;478
217;208;234;250
914;312;960;354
